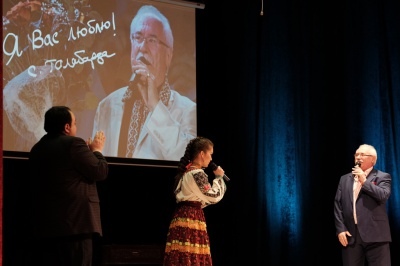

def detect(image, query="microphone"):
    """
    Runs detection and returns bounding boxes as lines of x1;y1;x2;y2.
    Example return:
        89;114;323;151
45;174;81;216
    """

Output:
353;161;361;178
209;162;230;182
128;56;150;87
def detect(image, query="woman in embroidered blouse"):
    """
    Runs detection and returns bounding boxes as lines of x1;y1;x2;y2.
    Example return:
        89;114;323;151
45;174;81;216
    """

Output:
163;136;227;266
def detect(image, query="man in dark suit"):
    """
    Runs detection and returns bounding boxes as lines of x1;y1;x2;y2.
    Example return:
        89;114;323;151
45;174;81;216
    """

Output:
29;106;109;266
334;144;392;266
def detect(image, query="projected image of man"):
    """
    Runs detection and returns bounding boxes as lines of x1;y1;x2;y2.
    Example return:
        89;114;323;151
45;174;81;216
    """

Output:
92;5;196;160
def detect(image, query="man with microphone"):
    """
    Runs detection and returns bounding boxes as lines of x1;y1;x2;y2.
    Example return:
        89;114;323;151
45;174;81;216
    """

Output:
92;5;196;160
334;144;392;266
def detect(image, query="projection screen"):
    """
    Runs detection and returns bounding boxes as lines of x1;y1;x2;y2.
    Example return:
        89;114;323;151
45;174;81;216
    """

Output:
3;0;199;165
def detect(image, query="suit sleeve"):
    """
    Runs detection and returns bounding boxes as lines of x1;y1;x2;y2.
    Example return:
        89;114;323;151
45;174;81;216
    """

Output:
70;137;109;182
334;176;347;235
361;172;391;203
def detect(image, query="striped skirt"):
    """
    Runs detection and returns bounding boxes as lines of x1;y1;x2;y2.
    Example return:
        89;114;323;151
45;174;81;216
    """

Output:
163;201;212;266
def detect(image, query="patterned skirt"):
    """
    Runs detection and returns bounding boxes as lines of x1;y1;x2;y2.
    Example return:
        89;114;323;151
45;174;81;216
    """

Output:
163;201;212;266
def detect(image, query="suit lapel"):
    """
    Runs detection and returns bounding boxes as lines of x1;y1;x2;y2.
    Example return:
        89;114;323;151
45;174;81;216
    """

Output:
347;174;355;204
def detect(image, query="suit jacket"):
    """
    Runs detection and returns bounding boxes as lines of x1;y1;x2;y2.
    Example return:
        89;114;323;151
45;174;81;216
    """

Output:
92;87;196;160
334;168;392;244
29;133;109;238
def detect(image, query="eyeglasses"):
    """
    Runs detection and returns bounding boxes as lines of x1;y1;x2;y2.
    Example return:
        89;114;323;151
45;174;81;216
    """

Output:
354;153;373;157
131;34;169;49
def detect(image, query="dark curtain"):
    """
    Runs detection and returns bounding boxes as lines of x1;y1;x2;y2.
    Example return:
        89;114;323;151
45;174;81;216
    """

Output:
196;0;399;265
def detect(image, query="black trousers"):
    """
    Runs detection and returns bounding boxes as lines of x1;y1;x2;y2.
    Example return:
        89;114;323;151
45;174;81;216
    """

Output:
342;225;391;266
32;233;93;266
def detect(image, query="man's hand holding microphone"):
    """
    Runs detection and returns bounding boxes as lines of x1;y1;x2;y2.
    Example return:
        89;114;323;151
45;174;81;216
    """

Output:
352;161;366;184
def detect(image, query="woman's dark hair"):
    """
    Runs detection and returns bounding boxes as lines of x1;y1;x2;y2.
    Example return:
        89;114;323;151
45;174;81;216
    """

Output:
172;136;214;192
44;106;72;134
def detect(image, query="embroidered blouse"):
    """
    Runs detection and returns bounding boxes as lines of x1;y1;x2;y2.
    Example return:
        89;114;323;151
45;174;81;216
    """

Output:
174;167;227;208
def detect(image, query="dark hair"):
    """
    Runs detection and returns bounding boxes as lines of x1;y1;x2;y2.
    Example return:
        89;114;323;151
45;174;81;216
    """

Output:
44;106;72;134
173;136;214;192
